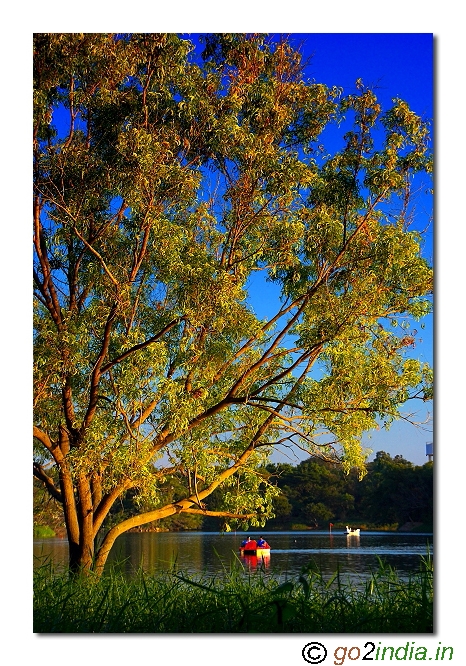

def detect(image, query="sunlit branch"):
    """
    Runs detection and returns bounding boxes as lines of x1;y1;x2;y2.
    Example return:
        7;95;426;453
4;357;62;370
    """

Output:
93;479;133;537
228;294;311;397
80;303;118;437
129;208;153;282
33;196;62;328
180;509;256;519
33;462;62;501
33;426;61;462
212;293;308;384
239;401;305;423
249;345;322;397
72;226;120;288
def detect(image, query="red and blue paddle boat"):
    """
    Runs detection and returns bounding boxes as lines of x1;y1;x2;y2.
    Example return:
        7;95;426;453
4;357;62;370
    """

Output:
239;537;271;557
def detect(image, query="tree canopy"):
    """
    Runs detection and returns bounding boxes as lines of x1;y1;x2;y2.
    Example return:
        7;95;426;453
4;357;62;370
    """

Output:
33;33;433;573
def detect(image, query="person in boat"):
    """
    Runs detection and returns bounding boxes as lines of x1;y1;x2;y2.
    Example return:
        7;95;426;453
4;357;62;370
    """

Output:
241;537;257;550
257;537;270;548
241;537;251;547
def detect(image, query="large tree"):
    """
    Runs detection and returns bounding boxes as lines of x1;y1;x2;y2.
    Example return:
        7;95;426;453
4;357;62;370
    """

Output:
33;33;433;574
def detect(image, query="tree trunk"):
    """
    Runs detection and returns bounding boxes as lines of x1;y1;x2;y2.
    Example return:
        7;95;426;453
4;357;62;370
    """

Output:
77;474;94;570
62;472;96;575
68;537;95;574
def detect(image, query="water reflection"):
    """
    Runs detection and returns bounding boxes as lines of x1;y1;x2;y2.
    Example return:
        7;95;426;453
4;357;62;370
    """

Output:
111;532;206;574
34;530;433;582
346;533;361;547
240;553;271;572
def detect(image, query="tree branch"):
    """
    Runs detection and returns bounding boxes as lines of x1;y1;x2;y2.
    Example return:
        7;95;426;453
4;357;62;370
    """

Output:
179;509;256;519
33;463;62;501
80;303;119;436
33;195;63;328
100;316;186;374
72;226;120;288
33;425;63;464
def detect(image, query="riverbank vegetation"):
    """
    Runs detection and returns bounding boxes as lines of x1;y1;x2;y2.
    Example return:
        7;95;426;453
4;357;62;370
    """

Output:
33;556;433;633
264;451;433;532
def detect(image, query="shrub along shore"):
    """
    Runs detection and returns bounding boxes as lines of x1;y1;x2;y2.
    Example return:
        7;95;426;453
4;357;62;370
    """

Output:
34;557;433;633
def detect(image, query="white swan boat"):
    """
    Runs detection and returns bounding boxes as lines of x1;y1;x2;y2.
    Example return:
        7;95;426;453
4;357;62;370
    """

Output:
346;526;360;535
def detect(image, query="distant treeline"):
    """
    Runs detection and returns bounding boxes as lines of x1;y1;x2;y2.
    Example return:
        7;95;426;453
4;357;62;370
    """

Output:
262;451;433;531
34;451;433;537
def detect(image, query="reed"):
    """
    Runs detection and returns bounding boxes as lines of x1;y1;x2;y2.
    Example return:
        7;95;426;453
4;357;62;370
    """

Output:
33;556;433;633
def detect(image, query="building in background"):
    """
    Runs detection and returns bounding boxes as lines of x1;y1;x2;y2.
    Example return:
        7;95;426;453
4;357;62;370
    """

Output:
426;442;433;462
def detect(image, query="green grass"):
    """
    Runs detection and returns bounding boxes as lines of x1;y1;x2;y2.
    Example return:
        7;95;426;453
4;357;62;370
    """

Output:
33;556;433;633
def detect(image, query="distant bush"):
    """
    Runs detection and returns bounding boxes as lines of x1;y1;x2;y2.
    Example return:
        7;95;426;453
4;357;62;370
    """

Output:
291;523;312;531
34;524;55;538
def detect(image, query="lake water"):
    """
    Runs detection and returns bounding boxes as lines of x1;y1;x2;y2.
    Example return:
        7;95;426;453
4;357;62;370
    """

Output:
34;530;433;583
